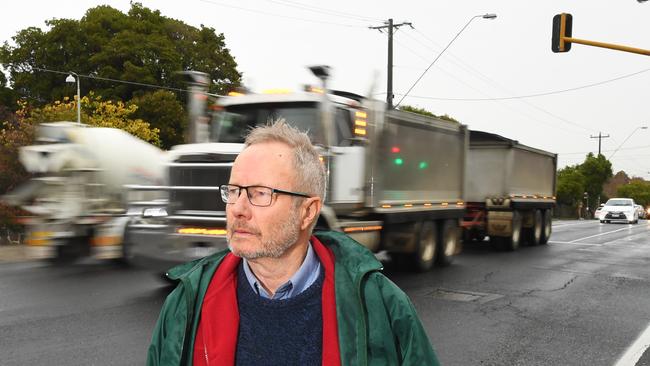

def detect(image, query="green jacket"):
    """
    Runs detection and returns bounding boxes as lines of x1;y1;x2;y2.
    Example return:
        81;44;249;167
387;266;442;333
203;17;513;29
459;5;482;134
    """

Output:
146;231;440;365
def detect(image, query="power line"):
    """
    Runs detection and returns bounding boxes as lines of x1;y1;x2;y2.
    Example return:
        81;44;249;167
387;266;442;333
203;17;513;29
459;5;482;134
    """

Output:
197;0;364;28
395;67;650;101
389;40;590;134
558;144;650;155
394;29;592;134
17;65;188;93
264;0;381;22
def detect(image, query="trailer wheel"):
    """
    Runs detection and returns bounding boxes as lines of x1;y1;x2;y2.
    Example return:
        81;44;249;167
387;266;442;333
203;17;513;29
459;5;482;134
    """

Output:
437;220;458;267
497;211;522;251
412;221;437;272
540;209;552;244
524;210;543;246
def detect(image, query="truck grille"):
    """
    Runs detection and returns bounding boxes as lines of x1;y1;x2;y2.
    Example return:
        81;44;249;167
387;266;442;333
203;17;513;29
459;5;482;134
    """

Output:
168;157;234;215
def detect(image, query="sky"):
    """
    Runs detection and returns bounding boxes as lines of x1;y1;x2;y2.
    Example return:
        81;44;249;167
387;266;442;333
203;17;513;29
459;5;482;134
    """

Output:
2;1;650;177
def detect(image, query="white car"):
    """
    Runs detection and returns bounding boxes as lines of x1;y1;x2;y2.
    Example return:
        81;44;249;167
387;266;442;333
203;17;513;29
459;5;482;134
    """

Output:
635;204;646;219
599;198;638;224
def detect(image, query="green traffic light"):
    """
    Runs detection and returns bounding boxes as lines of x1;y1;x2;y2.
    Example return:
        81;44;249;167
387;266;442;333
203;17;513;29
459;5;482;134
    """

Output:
394;158;403;166
418;161;428;169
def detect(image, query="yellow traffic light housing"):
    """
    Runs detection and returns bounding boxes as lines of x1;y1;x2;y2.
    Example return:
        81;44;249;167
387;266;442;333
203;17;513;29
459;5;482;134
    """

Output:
552;13;572;53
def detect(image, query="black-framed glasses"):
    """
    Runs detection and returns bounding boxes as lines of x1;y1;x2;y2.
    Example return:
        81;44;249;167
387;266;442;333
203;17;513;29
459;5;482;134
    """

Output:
219;184;311;207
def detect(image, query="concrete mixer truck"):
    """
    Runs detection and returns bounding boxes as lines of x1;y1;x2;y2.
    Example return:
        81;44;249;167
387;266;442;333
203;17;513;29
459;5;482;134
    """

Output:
3;122;166;263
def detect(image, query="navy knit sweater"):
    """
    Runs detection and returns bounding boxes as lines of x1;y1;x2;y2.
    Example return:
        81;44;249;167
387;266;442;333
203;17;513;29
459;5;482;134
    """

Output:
235;264;324;366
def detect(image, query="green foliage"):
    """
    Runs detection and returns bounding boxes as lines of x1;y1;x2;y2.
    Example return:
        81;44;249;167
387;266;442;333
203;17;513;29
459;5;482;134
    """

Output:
578;153;613;208
0;107;34;229
617;181;650;207
556;153;613;213
556;165;585;205
400;105;460;123
26;93;161;146
0;72;18;110
129;90;186;149
1;2;241;104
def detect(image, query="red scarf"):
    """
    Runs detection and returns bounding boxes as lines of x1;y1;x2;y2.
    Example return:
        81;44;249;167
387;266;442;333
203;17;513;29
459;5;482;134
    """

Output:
193;236;341;366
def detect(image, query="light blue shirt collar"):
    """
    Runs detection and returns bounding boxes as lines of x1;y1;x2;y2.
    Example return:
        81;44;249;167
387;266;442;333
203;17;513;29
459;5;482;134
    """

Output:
242;241;321;300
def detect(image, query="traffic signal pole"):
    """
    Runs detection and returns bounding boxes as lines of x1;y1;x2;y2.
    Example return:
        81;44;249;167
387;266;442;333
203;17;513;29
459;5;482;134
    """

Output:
552;13;650;56
564;36;650;56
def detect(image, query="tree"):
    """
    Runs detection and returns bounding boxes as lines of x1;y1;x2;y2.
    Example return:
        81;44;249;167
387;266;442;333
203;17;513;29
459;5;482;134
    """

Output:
129;90;186;149
26;93;161;146
578;153;613;209
0;71;17;110
603;170;630;199
556;165;585;206
0;105;34;230
1;3;241;103
617;181;650;207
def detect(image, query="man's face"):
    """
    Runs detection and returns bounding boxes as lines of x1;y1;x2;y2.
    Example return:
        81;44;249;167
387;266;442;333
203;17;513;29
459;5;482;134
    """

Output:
226;141;303;259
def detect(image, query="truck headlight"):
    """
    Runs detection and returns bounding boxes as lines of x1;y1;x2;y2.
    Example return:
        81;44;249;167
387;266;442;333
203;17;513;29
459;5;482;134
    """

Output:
143;207;168;218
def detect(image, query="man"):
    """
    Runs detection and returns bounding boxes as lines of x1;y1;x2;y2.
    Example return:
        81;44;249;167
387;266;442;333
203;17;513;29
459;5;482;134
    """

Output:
147;120;439;365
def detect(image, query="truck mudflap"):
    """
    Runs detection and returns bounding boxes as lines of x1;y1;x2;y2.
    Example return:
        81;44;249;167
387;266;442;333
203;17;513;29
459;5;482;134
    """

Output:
487;211;514;237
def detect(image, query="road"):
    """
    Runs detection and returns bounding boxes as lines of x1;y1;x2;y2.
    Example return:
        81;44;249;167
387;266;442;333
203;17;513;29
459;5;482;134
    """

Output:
1;219;650;365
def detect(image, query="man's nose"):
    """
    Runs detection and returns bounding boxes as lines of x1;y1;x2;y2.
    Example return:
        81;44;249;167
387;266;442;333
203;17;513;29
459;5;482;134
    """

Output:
227;188;252;217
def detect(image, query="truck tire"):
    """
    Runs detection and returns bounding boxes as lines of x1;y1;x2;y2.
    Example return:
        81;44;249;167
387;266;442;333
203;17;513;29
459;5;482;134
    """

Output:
496;211;522;251
412;221;437;272
524;210;543;246
437;219;458;267
116;231;134;267
540;209;552;245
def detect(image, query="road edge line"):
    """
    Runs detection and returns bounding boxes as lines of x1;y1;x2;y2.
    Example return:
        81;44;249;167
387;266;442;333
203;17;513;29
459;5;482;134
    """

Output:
614;321;650;366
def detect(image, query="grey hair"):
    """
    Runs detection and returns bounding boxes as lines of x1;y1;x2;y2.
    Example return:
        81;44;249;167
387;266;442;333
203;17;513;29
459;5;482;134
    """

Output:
244;119;326;202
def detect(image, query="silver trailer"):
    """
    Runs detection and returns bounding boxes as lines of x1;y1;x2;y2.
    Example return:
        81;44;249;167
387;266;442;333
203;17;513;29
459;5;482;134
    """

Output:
128;79;468;272
462;130;557;250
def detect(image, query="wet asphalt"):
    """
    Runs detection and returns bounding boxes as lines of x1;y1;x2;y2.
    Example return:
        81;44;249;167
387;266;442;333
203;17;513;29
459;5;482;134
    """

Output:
1;219;650;365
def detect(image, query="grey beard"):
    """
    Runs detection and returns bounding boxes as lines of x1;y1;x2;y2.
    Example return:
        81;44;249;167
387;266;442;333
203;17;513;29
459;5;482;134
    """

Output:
228;209;301;259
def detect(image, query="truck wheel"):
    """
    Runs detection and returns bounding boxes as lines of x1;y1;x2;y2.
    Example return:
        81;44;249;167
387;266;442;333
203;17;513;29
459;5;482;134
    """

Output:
437;220;458;267
412;221;437;272
501;211;522;251
525;210;543;246
539;209;552;244
116;232;134;267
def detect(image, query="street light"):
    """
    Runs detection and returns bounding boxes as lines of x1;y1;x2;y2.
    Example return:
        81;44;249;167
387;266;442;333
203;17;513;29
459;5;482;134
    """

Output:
65;72;81;125
609;125;648;159
394;13;497;108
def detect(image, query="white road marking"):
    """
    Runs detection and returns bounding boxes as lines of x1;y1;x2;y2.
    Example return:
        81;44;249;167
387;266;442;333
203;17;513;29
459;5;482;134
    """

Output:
569;226;637;243
613;321;650;366
553;221;599;228
548;241;602;246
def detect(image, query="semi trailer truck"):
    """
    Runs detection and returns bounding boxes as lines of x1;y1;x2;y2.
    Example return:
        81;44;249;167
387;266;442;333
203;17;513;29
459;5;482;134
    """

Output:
461;130;557;250
127;69;468;272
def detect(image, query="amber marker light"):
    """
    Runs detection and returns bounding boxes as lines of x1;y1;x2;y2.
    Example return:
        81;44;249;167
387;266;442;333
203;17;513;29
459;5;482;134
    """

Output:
177;228;227;236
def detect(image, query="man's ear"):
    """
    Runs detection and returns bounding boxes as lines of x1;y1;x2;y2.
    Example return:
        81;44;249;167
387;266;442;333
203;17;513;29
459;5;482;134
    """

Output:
300;197;322;231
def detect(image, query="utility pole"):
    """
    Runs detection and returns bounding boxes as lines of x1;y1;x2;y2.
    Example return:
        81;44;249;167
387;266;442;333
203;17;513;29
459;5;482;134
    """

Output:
590;132;610;156
369;19;413;109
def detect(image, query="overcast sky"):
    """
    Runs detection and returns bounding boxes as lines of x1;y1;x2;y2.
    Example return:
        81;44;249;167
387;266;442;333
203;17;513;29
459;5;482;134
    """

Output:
2;1;650;177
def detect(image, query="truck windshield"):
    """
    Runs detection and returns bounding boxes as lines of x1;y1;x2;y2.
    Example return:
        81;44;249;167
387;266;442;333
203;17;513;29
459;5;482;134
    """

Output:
210;102;323;144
